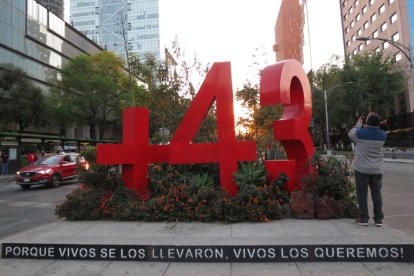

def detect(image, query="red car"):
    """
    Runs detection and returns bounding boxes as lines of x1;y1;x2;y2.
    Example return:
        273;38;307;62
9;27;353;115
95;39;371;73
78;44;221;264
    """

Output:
16;153;89;189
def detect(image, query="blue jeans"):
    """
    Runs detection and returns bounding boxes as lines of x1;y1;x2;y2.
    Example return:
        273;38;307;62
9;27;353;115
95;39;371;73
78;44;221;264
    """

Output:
1;163;8;175
355;170;383;223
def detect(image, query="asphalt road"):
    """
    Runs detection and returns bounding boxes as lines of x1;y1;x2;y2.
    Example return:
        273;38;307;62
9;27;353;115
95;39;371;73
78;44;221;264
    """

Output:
0;161;412;239
0;180;78;239
381;162;414;236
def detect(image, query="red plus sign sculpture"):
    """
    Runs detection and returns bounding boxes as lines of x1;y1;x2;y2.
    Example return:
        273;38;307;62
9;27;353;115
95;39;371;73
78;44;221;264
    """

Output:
97;108;169;194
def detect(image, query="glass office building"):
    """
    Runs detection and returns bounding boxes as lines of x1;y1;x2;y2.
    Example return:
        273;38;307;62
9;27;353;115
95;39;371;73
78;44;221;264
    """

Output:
36;0;64;19
70;0;160;60
0;0;102;93
1;0;106;162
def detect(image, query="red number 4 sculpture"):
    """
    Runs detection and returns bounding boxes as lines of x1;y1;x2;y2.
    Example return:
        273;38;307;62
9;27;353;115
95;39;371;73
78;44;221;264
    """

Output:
97;59;314;195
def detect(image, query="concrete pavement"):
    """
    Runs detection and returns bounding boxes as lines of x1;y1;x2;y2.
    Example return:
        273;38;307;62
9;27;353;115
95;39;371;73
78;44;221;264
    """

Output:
1;219;414;275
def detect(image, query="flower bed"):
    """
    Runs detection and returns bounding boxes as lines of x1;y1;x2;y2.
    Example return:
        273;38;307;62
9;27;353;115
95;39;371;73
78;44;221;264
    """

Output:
55;148;358;222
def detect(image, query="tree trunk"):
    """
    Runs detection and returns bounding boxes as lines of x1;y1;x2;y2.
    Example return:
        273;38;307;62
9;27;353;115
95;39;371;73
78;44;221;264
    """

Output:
89;123;96;140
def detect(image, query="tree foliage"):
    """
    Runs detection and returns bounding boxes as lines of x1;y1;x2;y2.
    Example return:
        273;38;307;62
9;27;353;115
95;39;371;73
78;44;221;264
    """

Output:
0;65;49;132
235;81;283;151
128;40;215;143
51;52;133;140
311;52;404;145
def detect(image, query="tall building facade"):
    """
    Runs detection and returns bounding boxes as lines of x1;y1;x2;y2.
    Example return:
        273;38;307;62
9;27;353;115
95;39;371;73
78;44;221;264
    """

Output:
36;0;64;19
1;0;105;172
273;0;305;63
340;0;414;114
0;0;102;93
70;0;160;61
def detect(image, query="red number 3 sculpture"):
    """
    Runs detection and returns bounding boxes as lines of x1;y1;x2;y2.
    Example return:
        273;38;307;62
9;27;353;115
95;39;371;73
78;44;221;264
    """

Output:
260;59;315;191
97;59;314;195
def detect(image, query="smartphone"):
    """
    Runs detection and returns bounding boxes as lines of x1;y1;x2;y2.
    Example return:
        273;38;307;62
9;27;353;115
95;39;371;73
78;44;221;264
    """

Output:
361;114;367;124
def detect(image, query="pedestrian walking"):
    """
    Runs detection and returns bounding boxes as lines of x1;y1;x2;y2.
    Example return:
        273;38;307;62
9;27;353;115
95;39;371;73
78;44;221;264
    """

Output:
1;149;9;175
27;151;36;165
348;112;387;227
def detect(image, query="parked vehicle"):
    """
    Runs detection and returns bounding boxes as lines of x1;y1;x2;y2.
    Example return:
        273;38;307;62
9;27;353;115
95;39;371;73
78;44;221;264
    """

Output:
16;153;88;189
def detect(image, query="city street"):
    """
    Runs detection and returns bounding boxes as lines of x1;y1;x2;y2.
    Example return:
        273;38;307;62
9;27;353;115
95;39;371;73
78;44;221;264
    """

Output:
0;160;412;240
382;162;414;236
0;180;78;239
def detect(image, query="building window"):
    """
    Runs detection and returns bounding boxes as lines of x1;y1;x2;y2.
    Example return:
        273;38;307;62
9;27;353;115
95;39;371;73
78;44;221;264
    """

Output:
355;0;360;6
364;21;369;29
369;0;375;6
374;47;380;53
381;22;387;31
362;5;368;14
390;13;397;24
356;13;361;21
346;40;351;47
371;13;376;22
345;26;349;33
353;49;358;55
359;43;364;51
351;35;356;42
389;0;395;4
352;34;356;42
351;20;355;27
373;30;378;38
342;1;346;7
379;4;385;14
344;13;348;20
392;32;399;42
383;41;389;49
395;52;402;62
357;28;362;36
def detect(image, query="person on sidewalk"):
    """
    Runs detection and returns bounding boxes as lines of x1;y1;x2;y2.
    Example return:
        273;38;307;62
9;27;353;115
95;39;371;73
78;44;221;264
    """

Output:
27;151;35;166
348;112;386;227
1;149;9;175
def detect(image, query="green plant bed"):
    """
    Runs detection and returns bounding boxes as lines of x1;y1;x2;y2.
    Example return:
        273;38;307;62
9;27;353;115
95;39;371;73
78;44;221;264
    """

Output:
56;162;289;222
56;148;358;222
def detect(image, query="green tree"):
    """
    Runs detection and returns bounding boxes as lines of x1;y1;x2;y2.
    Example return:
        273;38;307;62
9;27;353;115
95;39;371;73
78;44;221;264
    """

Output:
128;40;214;143
51;52;132;140
235;81;282;152
311;52;404;145
0;65;49;132
343;52;404;117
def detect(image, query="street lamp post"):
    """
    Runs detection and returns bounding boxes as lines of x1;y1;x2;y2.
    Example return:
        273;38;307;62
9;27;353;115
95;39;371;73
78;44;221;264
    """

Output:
317;82;354;151
356;36;413;68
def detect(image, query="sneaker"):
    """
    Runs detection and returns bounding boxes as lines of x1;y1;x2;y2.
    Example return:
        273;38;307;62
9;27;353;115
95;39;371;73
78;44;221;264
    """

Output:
355;218;368;226
375;221;383;227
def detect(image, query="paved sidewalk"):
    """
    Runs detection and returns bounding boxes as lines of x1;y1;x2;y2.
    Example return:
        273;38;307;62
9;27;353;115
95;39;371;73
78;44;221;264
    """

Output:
1;219;414;275
0;175;14;184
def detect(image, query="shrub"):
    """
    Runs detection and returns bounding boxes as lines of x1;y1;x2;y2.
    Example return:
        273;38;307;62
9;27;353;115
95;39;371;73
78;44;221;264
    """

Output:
300;152;358;218
56;148;289;222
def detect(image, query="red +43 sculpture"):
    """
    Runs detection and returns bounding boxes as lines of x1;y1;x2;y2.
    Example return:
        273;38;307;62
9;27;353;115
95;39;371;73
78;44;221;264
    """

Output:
97;59;314;195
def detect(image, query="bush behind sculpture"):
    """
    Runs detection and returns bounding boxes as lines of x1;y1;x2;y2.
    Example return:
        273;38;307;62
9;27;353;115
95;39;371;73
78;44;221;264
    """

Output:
55;148;287;222
56;148;357;222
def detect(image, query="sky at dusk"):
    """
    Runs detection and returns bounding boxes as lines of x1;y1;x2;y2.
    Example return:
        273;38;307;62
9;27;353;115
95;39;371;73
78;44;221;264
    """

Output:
64;0;344;117
159;0;344;90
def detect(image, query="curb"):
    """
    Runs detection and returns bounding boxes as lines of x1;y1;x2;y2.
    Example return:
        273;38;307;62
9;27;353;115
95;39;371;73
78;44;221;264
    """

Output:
384;158;414;164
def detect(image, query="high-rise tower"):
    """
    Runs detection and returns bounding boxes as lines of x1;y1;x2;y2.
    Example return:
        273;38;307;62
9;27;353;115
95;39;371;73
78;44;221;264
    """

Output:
36;0;64;19
70;0;160;60
274;0;305;63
